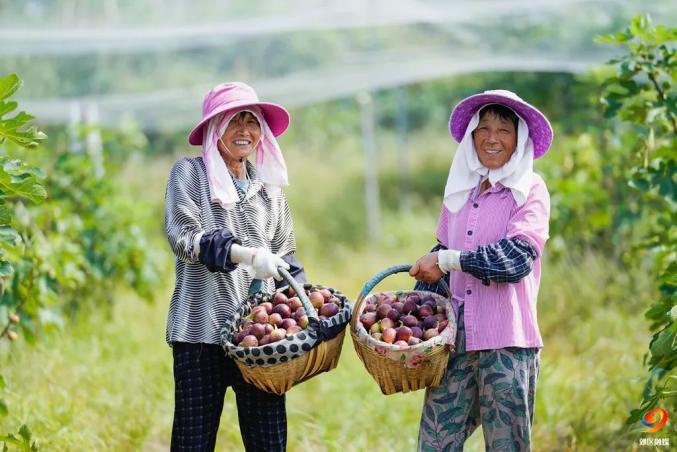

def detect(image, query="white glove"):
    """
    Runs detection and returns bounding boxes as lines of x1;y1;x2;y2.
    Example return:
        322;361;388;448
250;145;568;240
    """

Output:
437;249;462;273
230;244;289;281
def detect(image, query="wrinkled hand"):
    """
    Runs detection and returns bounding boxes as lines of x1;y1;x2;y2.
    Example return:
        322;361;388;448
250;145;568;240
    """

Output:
409;252;443;284
250;248;290;281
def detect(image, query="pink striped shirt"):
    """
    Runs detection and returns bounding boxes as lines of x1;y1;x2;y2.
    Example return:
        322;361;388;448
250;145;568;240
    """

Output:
436;173;550;351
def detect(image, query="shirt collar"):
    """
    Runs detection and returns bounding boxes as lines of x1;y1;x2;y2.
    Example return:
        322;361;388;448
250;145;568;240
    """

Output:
243;161;266;201
472;180;507;199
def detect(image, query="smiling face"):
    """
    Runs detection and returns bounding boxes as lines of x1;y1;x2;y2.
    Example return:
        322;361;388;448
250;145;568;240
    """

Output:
472;107;518;170
218;111;261;162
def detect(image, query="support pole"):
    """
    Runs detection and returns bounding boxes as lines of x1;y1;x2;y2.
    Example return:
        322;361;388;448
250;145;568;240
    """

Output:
396;86;410;212
357;91;380;242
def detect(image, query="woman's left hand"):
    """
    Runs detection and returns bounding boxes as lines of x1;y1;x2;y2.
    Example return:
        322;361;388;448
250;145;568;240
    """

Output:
409;252;444;284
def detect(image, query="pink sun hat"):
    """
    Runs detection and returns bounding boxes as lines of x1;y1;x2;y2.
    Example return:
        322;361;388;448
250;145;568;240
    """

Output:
449;89;553;158
188;82;290;145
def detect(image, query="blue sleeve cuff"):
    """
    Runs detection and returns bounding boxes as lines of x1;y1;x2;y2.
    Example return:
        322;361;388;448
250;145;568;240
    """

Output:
198;228;242;273
276;254;307;289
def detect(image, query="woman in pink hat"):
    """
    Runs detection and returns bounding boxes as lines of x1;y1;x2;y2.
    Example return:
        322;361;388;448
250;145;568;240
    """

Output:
410;90;553;451
164;82;304;451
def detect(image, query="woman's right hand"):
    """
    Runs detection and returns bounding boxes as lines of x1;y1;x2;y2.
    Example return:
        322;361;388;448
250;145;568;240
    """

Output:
230;244;290;280
250;248;289;281
409;252;444;284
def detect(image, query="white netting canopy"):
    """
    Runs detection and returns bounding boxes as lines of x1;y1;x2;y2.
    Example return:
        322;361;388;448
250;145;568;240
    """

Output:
1;0;674;129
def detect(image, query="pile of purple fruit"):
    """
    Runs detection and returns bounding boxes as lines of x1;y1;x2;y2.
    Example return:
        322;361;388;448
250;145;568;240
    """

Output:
234;287;342;347
359;291;449;348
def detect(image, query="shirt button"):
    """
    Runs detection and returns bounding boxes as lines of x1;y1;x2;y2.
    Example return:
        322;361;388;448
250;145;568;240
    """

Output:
467;230;473;236
473;203;479;208
466;289;472;295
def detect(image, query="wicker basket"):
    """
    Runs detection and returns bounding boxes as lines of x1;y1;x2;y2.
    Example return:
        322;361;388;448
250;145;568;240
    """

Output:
235;328;346;394
222;268;351;395
350;265;456;395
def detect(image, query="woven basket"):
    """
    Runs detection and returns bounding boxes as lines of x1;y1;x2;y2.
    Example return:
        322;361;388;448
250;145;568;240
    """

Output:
350;264;456;395
235;328;346;394
222;268;351;395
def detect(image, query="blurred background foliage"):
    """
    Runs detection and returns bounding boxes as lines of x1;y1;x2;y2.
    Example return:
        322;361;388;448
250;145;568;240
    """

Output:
0;1;675;450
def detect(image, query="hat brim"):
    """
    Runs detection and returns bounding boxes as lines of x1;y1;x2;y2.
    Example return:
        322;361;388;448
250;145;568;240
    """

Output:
449;93;553;158
188;101;290;146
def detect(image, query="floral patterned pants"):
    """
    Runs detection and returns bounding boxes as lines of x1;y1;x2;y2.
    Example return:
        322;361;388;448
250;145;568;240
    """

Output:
418;305;540;452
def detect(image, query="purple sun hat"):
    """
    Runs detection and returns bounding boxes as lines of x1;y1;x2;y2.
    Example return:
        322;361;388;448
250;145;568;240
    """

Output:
188;82;290;145
449;89;553;158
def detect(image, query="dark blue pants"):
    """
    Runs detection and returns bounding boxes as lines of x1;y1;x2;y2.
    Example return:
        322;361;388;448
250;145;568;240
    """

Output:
171;343;287;451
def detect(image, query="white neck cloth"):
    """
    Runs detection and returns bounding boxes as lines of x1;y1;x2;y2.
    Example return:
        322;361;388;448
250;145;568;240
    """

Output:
202;107;289;210
443;108;534;213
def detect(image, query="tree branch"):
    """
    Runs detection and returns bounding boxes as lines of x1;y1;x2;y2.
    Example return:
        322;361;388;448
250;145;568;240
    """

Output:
648;71;677;135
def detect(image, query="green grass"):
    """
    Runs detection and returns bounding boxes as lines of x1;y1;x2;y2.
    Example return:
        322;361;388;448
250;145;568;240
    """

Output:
0;248;657;451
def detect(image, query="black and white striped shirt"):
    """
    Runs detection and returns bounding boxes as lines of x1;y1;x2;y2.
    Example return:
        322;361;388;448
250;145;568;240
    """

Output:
164;156;296;345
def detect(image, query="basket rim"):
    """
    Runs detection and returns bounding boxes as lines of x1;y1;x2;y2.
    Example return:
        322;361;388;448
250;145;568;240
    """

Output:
223;282;353;366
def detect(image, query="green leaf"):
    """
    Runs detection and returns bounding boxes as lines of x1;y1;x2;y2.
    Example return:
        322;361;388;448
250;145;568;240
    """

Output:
500;353;514;371
0;75;21;101
0;204;11;225
627;408;645;425
0;121;47;149
18;425;31;442
493;382;512;393
0;112;34;130
451;366;473;381
491;439;513;449
422;418;437;438
0;168;47;204
606;83;630;95
649;329;676;362
420;439;437;452
0;260;13;277
0;398;7;417
595;32;630;44
484;407;497;423
0;226;21;246
0;433;18;445
479;351;497;368
629;175;650;191
512;379;526;401
645;302;671;322
496;394;526;415
0;374;5;388
484;372;504;385
511;349;528;361
439;406;464;424
479;395;492;409
442;422;464;435
432;393;457;405
498;409;512;426
0;101;18;118
425;404;435;423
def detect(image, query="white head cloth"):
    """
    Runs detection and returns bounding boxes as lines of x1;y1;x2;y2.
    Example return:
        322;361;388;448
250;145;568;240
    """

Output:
202;106;289;210
443;106;534;213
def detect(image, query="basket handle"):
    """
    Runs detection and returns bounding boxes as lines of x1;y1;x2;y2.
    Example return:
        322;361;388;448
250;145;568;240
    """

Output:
248;267;318;320
350;264;450;330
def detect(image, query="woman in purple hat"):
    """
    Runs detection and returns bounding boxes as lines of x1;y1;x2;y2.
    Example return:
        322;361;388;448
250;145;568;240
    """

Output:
410;90;552;451
164;82;304;451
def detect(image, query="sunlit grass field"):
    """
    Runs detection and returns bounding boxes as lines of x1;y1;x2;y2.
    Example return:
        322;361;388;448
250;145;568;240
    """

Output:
0;131;665;450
